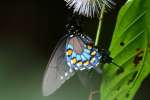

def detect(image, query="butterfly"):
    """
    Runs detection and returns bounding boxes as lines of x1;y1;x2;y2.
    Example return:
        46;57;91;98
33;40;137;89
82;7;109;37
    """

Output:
42;23;103;96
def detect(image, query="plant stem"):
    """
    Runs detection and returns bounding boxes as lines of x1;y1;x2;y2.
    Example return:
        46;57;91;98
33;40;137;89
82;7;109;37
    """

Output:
94;4;106;46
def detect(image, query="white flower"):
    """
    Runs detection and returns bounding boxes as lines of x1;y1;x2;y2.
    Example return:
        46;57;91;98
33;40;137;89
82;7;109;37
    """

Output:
64;0;115;17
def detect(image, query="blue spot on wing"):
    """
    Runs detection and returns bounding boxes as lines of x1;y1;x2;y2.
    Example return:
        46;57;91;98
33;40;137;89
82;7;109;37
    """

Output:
76;54;82;61
81;55;87;62
84;49;90;54
82;52;91;60
71;52;76;58
67;44;73;49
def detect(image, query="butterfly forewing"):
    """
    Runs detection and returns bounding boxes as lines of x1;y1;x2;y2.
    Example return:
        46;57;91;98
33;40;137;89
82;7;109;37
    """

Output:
42;36;75;96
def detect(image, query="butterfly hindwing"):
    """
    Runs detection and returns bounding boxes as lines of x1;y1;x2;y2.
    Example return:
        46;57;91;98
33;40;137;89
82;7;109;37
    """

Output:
77;68;102;91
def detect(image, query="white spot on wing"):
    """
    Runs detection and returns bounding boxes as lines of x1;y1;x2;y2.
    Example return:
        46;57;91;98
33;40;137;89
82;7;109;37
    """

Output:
69;68;73;73
79;67;86;71
60;76;64;80
65;72;68;77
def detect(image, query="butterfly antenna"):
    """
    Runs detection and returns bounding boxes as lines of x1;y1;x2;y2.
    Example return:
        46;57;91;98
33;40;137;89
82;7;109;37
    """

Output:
112;61;124;74
111;61;119;67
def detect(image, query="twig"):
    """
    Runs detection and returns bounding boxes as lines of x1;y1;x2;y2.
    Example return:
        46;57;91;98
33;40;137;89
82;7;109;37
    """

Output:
94;3;106;46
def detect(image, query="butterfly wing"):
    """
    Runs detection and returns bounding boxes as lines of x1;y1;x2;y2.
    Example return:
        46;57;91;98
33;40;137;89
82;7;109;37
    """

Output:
42;36;75;96
76;35;102;90
77;68;102;91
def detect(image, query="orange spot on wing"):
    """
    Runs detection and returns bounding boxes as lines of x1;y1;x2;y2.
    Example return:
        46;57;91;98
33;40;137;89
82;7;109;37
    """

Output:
91;51;96;56
67;49;73;56
87;45;92;49
78;61;82;65
71;58;77;64
84;60;89;66
90;57;95;63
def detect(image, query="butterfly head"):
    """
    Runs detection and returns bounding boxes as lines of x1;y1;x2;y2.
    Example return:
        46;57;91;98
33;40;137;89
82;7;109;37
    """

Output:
65;24;82;36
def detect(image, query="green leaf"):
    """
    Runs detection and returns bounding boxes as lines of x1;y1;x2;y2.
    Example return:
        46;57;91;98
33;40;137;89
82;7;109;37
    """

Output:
100;0;150;100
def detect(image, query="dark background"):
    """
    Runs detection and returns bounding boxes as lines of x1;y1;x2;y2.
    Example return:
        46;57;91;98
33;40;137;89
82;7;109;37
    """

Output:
0;0;149;100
